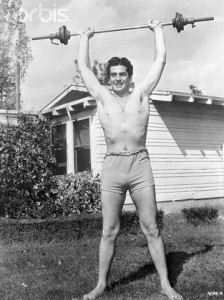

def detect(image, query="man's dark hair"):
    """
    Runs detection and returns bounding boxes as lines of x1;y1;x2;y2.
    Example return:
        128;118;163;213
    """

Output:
106;57;133;78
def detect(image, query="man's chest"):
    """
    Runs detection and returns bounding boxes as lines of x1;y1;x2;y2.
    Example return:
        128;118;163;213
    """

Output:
104;98;148;118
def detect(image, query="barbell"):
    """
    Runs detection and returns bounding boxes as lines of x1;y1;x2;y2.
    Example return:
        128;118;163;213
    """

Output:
32;12;214;45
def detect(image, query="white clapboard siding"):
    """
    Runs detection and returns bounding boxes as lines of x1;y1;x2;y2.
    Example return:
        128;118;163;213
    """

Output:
148;101;224;202
92;113;107;173
93;101;224;203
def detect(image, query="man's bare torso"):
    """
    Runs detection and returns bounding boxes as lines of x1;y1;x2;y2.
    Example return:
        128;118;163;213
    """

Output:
97;87;150;152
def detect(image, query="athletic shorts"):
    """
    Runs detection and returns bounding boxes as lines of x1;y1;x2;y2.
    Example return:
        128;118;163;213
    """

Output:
101;147;155;195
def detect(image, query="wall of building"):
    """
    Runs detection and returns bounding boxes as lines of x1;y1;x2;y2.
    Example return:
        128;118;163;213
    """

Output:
0;110;38;125
0;110;20;125
148;101;224;202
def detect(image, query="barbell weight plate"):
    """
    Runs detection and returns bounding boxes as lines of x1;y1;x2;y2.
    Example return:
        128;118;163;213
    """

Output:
59;26;66;44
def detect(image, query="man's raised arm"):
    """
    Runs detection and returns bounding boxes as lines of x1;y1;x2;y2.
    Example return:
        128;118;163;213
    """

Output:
78;26;108;102
139;20;166;97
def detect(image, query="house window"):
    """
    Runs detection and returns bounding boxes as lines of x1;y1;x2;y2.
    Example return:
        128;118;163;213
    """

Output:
74;118;91;172
52;123;67;175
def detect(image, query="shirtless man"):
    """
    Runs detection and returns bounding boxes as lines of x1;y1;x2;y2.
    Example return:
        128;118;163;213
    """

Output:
78;20;183;300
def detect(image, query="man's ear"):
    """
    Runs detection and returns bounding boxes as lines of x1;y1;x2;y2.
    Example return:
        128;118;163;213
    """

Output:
129;77;135;89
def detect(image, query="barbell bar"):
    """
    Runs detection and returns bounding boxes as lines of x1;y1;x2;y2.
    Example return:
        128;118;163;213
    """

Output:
32;12;214;45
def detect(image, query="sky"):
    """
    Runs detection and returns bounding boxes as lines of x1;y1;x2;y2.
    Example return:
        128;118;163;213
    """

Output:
20;0;224;111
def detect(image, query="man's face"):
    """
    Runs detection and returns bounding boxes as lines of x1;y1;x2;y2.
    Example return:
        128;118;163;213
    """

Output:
109;65;131;94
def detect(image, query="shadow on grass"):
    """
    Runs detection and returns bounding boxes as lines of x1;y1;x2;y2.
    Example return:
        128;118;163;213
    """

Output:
167;244;213;286
107;244;214;291
107;263;157;291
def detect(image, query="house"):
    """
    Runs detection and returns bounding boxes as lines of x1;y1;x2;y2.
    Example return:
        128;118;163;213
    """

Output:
0;109;38;125
41;85;224;212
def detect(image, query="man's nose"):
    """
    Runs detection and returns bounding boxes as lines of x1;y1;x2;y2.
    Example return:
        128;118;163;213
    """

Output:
115;75;121;81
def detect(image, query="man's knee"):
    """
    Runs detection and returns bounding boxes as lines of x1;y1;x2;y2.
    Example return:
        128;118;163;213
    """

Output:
102;224;120;241
140;220;160;240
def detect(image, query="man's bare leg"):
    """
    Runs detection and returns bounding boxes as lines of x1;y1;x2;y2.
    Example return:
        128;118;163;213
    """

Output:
83;191;126;300
131;186;183;300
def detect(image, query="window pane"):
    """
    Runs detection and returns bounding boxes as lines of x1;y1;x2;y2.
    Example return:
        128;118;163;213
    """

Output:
75;147;91;172
74;119;90;147
52;124;67;175
74;119;91;172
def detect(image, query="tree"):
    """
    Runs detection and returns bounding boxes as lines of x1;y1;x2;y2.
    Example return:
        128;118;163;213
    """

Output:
72;59;84;86
189;84;202;95
91;60;110;85
72;59;110;86
0;0;32;109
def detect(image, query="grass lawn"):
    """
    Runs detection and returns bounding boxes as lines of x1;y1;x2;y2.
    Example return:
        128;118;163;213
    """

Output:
0;212;224;300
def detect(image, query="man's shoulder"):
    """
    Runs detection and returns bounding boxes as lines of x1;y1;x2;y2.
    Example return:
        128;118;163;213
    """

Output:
92;85;112;103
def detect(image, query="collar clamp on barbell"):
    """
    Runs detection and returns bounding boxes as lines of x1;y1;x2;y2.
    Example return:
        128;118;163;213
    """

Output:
50;25;71;45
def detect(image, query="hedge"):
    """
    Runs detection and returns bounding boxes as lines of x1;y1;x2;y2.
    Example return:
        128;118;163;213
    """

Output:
0;114;56;219
0;210;164;244
50;172;101;217
181;206;219;226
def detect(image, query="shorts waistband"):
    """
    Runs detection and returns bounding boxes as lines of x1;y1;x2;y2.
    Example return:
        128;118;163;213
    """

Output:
105;147;148;157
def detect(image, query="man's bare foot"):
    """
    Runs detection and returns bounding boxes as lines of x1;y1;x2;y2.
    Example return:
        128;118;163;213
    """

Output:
161;285;183;300
83;283;106;300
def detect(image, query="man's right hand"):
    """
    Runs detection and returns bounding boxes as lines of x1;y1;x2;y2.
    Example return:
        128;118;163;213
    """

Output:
81;26;94;39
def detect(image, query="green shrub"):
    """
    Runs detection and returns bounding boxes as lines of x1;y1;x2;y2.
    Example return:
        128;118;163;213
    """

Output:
0;114;56;219
121;209;164;233
50;172;101;217
181;206;219;226
120;210;139;232
1;170;101;220
157;209;164;230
